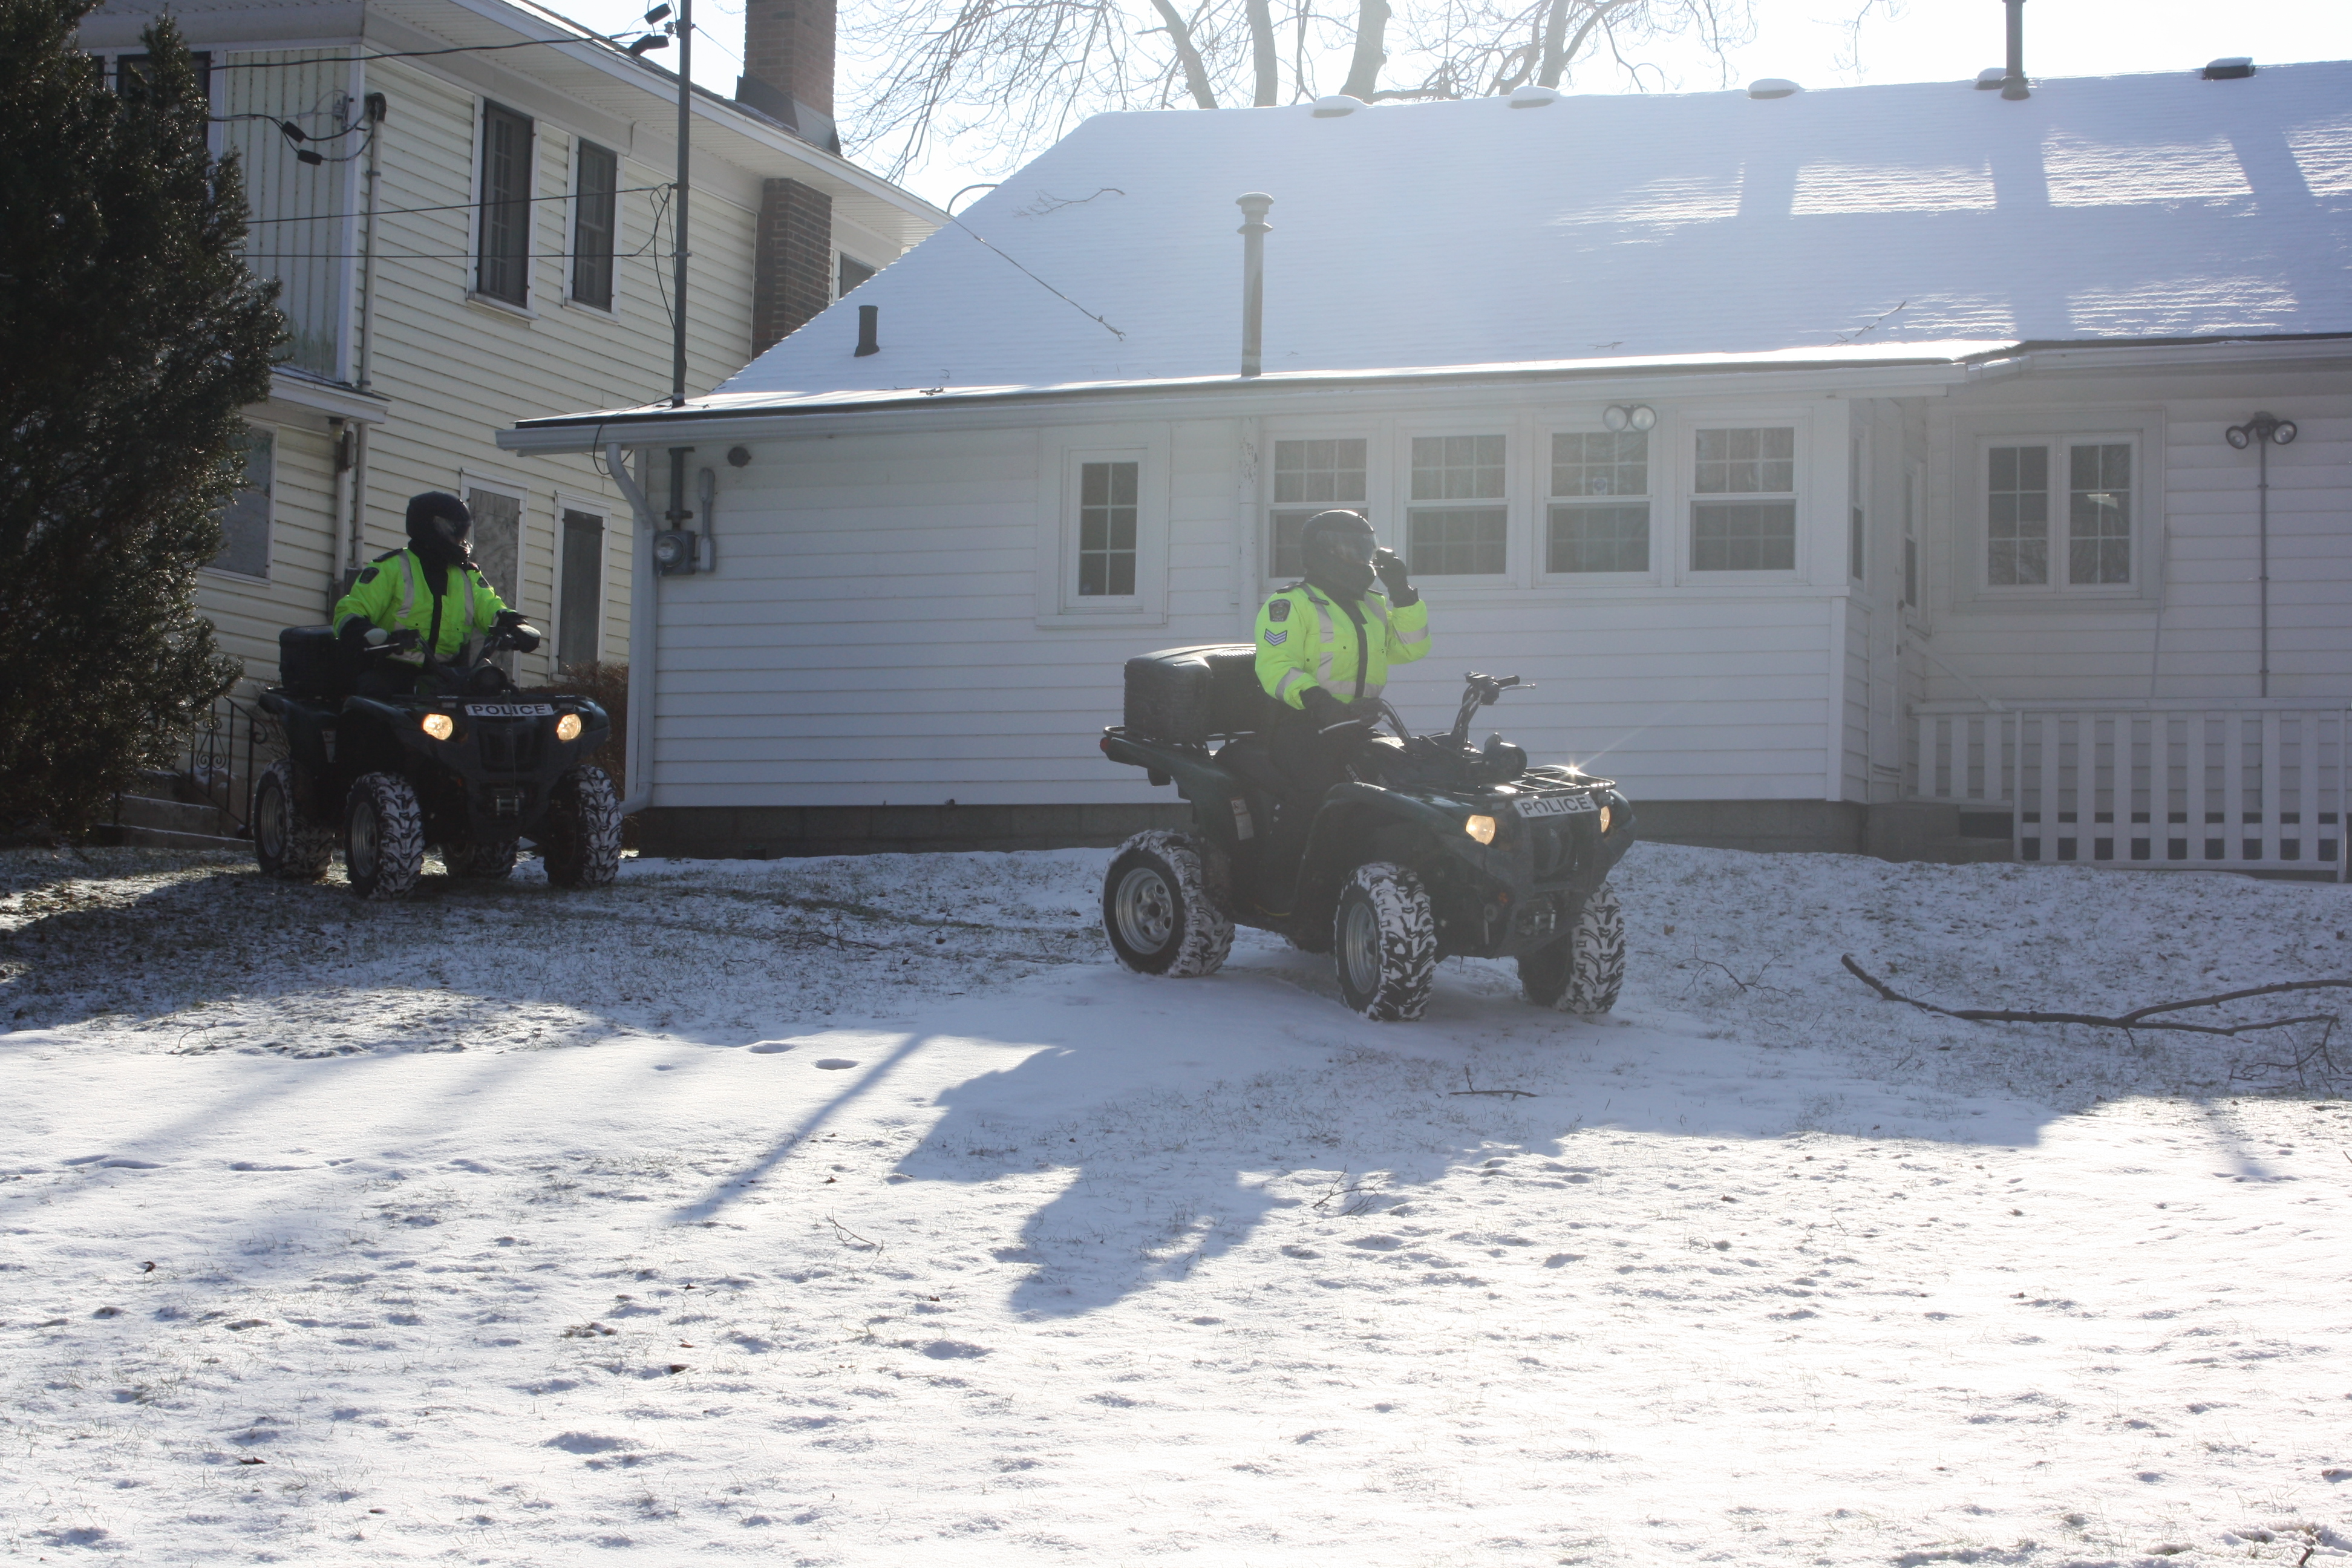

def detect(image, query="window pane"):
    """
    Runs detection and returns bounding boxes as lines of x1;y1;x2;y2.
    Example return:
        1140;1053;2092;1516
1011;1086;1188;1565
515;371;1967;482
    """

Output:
1272;438;1367;506
1409;507;1507;575
1987;444;2050;586
1411;434;1506;501
2068;442;2131;584
211;429;272;580
477;104;534;305
558;509;604;669
1691;501;1797;570
1694;426;1795;494
1548;503;1648;573
837;255;877;296
1077;460;1139;598
570;142;618;310
1551;431;1647;497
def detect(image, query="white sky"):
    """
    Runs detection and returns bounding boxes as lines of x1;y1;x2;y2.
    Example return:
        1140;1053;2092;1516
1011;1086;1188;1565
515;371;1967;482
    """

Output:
556;0;2352;211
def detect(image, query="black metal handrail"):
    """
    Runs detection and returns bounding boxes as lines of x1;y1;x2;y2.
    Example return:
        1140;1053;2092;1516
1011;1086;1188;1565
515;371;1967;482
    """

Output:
180;688;283;837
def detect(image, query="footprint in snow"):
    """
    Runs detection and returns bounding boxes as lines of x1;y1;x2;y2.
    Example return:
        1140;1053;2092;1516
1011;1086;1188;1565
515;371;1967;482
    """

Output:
747;1042;792;1054
814;1059;858;1070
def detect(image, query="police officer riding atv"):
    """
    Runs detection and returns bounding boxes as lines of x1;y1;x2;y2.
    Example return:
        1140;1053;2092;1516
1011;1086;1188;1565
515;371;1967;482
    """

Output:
1096;511;1635;1021
249;492;622;900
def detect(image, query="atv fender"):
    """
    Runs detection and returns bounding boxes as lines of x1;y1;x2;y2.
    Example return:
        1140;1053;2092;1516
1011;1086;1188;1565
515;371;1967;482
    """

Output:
1102;730;1260;860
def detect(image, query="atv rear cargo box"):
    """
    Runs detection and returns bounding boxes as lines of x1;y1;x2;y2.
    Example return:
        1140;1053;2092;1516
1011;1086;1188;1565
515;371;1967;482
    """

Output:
278;626;350;701
1122;644;1275;746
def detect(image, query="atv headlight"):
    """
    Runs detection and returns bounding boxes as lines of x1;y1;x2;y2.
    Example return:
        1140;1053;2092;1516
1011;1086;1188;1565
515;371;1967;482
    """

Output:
1597;804;1612;835
420;713;455;741
556;712;583;742
1464;814;1497;845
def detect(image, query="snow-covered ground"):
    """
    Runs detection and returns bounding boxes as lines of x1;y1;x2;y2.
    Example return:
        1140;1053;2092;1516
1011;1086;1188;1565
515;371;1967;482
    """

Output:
2;841;2347;1566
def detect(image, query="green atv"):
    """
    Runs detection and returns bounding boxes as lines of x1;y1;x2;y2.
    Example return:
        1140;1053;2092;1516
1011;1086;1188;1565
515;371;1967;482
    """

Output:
1098;645;1636;1021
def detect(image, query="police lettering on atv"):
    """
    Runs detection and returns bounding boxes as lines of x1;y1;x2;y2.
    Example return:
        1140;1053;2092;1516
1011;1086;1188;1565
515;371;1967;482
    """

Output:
1099;647;1635;1022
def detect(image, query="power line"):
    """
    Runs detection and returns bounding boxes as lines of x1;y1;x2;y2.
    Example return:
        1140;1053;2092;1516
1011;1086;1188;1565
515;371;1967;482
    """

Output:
241;184;671;226
210;36;639;70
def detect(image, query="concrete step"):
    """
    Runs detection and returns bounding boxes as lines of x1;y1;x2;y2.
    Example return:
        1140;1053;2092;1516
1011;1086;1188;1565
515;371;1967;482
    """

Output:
112;793;247;843
107;822;253;852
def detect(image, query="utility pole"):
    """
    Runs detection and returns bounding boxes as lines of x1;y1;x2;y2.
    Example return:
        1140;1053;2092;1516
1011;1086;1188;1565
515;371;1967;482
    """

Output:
670;0;691;408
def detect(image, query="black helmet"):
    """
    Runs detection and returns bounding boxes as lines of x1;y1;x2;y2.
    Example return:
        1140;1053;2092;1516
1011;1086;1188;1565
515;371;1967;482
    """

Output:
405;491;471;550
1299;509;1377;598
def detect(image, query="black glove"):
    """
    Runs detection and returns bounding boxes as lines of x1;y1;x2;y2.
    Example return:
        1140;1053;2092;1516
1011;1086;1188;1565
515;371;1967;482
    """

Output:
1300;687;1351;731
1374;547;1417;606
492;610;542;653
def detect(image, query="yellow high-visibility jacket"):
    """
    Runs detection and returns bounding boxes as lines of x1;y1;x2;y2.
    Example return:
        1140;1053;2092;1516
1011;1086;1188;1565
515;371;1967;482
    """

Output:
331;549;507;664
1253;581;1431;710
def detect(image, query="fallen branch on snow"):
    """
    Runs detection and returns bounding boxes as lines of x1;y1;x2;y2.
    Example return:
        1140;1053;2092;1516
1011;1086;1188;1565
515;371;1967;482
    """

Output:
1838;955;2352;1037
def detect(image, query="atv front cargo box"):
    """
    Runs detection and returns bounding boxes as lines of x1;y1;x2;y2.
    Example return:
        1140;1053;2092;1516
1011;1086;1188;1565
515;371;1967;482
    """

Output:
1123;644;1275;746
278;626;348;701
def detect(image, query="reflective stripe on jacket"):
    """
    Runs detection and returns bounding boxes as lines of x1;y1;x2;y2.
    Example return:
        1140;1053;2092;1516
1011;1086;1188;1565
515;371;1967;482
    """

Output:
331;549;507;663
1253;581;1430;709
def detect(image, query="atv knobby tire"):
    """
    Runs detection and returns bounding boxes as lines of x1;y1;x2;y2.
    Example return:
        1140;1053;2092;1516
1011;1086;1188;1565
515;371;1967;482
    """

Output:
344;771;425;900
541;766;621;889
446;837;518;879
1518;881;1625;1015
253;759;335;881
1102;831;1233;978
1332;860;1437;1021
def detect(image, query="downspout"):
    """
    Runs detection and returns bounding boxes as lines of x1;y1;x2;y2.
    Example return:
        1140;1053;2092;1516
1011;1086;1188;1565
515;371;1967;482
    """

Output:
606;443;660;815
345;93;386;577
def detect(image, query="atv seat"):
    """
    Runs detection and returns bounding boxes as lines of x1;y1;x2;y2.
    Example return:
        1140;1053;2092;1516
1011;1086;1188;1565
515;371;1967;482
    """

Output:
1212;734;1290;802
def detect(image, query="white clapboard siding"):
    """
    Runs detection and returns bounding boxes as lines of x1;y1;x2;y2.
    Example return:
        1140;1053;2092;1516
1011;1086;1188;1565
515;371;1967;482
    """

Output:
1919;365;2352;708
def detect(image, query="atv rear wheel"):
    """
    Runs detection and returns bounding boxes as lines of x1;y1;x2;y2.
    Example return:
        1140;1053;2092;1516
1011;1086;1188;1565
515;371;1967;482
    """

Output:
1518;881;1625;1014
541;766;621;889
253;759;334;881
344;771;425;900
1102;831;1233;978
446;837;518;879
1332;861;1436;1021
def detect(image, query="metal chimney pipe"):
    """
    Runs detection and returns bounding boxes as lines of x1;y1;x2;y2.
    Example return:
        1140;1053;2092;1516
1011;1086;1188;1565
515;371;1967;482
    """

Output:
2001;0;2030;100
1236;192;1273;378
855;303;880;357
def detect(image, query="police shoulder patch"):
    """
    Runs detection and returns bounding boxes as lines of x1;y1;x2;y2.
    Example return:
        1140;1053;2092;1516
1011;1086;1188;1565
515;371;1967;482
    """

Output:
356;567;379;585
1265;629;1288;645
1268;598;1291;622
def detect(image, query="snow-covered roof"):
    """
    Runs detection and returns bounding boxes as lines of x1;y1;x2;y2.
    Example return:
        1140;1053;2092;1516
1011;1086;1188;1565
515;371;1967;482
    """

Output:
531;60;2352;428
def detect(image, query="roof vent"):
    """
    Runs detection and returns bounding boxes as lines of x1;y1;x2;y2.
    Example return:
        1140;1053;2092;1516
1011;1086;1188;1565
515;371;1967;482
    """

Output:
1747;78;1800;99
2201;56;2255;79
1508;83;1560;108
1974;67;2008;90
1310;94;1364;117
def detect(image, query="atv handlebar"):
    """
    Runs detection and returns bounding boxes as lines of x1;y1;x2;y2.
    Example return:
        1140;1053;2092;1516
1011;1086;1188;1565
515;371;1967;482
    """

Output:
1448;671;1531;748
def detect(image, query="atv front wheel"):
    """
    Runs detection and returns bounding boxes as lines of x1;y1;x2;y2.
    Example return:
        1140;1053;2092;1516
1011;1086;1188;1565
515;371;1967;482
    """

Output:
446;837;518;879
542;766;621;889
1332;861;1436;1021
1518;881;1625;1014
253;759;334;881
1102;831;1233;978
344;772;425;900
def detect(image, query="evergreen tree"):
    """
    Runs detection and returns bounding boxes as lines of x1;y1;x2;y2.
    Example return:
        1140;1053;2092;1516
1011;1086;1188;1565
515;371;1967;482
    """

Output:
0;0;281;838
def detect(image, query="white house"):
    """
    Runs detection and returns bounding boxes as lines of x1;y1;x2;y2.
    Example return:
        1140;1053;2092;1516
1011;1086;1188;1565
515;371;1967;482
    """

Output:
80;0;936;834
501;60;2352;873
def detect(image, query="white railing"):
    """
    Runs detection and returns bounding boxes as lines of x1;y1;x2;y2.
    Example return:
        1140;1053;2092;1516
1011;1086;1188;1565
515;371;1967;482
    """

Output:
1913;701;2349;879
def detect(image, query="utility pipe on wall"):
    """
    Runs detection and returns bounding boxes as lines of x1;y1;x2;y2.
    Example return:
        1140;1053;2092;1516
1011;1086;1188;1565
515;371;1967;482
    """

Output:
606;443;661;816
345;91;387;578
2225;411;2298;697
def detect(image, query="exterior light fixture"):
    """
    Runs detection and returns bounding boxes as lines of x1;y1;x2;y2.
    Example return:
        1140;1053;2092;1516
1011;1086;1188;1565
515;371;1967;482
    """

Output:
2224;412;2296;697
642;2;673;19
295;148;324;165
1602;404;1656;433
627;32;668;55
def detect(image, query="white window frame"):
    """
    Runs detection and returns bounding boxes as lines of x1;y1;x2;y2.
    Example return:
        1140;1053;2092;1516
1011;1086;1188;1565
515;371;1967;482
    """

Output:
203;422;276;584
1537;423;1659;586
833;250;880;301
466;97;541;318
1035;427;1168;627
1679;413;1810;584
1902;461;1926;626
456;469;532;613
1262;426;1381;583
563;134;622;318
550;491;610;667
1396;423;1517;589
1964;426;2150;601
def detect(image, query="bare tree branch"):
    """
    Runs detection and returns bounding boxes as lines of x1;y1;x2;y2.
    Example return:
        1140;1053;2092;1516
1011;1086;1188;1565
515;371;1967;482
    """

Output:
1840;954;2352;1039
1150;0;1224;106
1340;0;1391;99
1247;0;1280;103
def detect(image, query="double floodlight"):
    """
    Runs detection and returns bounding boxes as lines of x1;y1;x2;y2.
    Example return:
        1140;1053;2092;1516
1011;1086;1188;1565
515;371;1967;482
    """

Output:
1602;403;1656;433
2225;412;2296;449
628;4;675;54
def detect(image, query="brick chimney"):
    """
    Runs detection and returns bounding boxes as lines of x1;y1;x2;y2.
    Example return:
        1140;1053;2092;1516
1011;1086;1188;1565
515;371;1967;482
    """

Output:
737;0;837;152
742;0;839;357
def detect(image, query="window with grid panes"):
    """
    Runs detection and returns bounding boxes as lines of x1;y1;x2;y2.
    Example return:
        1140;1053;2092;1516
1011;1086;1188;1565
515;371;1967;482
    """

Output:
476;102;534;305
1848;436;1865;581
1547;431;1648;573
1408;434;1507;575
1982;440;2132;589
1077;460;1139;596
1691;426;1796;571
570;141;618;309
2068;444;2131;584
1985;445;2049;584
1269;438;1367;577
